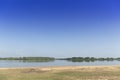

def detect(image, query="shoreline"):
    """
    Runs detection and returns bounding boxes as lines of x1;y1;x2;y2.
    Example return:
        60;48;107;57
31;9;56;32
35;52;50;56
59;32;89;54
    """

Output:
0;65;120;71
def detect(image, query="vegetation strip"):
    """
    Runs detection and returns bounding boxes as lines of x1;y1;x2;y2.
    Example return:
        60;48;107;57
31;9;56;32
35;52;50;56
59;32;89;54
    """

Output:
0;57;120;62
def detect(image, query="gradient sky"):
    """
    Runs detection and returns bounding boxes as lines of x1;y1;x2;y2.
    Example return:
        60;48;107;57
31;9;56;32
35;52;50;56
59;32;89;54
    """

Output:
0;0;120;58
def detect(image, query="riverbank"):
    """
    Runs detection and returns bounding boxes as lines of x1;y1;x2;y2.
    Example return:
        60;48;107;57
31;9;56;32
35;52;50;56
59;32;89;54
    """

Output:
0;66;120;80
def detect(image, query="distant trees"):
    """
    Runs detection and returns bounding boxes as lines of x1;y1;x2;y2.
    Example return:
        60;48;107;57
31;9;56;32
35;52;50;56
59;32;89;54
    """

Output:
97;57;114;61
0;57;55;62
57;57;119;62
0;57;120;62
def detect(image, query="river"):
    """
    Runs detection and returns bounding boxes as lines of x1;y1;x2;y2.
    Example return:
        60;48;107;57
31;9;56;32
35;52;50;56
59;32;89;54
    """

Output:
0;60;120;68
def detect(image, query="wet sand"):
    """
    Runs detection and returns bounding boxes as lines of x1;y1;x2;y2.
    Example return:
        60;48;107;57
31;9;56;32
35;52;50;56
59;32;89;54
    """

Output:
0;65;120;71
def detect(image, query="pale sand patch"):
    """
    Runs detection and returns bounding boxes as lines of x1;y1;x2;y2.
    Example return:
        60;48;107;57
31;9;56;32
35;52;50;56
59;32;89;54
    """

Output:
0;65;120;71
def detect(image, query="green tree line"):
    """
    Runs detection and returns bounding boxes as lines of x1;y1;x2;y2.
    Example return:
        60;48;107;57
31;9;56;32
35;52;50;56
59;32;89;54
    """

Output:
0;57;120;62
57;57;120;62
0;57;55;62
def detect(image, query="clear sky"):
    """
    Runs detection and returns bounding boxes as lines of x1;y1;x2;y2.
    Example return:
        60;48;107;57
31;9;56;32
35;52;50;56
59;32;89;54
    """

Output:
0;0;120;58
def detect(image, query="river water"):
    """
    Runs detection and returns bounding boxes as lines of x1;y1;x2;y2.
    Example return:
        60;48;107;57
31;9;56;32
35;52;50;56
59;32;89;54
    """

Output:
0;60;120;68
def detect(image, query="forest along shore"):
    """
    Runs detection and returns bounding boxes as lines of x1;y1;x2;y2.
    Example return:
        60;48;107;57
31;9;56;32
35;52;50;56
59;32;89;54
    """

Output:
1;57;120;62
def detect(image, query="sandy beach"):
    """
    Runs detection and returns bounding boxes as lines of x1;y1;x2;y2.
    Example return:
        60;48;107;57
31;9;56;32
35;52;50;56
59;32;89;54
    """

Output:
0;66;120;80
0;65;119;71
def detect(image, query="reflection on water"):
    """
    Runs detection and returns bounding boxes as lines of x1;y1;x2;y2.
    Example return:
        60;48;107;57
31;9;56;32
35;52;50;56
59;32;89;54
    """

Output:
0;60;120;68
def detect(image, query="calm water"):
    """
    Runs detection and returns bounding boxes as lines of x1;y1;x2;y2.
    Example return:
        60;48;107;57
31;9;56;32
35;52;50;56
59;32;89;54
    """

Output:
0;60;120;68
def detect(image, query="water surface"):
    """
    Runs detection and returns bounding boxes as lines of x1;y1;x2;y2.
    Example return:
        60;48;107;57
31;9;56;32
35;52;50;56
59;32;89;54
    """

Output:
0;60;120;68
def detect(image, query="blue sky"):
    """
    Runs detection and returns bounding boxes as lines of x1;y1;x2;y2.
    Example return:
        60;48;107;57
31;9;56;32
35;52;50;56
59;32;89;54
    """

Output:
0;0;120;57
